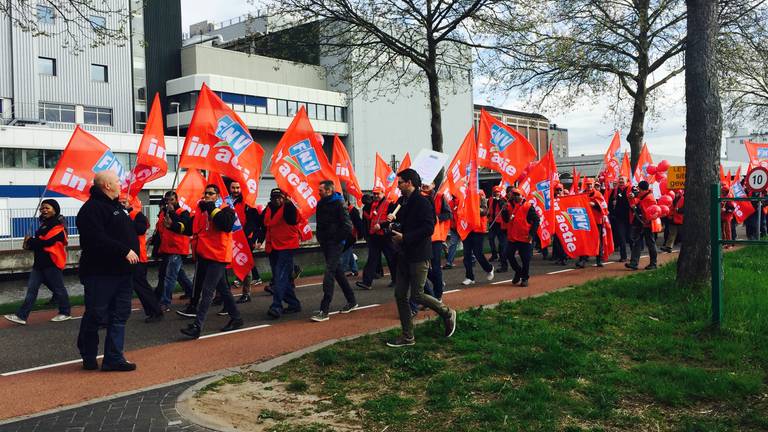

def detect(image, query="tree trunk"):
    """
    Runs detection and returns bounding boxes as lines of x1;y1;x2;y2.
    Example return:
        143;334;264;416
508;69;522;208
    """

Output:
677;0;722;288
626;87;648;173
426;51;445;185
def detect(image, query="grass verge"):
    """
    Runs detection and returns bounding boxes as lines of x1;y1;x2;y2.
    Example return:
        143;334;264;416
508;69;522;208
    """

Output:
206;246;768;431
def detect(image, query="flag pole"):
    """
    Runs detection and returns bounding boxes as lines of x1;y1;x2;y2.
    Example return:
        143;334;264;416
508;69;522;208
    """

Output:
170;102;181;191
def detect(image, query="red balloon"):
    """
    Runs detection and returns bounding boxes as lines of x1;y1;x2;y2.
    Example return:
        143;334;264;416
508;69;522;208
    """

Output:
659;205;670;217
657;160;671;172
659;195;673;207
656;172;668;182
647;204;662;220
667;191;677;199
646;164;658;175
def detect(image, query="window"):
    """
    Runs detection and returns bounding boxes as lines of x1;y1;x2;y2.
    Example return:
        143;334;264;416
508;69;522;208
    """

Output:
266;98;277;115
38;102;75;123
91;64;108;82
38;57;56;76
307;103;316;119
167;155;178;170
37;5;54;24
316;104;326;120
277;99;287;116
24;149;44;168
83;106;113;126
335;107;344;122
137;87;146;101
2;148;22;168
326;105;335;122
44;149;61;168
287;100;297;117
90;15;106;29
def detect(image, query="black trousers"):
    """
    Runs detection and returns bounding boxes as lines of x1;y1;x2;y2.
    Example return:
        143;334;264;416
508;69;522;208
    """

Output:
629;225;657;266
193;258;240;329
153;257;167;300
319;242;356;313
507;241;533;281
362;234;397;285
611;217;631;260
132;263;162;317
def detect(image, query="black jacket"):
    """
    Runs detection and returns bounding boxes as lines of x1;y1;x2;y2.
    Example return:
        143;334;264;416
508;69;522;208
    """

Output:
395;190;435;262
76;186;139;278
26;217;67;270
608;186;631;222
316;192;353;245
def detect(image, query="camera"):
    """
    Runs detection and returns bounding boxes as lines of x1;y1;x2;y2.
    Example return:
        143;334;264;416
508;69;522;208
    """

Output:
383;222;402;237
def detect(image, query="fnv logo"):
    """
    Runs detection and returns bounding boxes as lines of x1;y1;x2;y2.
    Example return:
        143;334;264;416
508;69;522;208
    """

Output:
757;147;768;159
214;115;254;158
93;150;126;180
287;139;321;176
536;180;551;210
567;207;591;231
490;124;515;152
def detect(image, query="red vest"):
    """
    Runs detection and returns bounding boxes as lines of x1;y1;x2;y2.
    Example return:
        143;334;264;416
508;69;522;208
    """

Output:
366;198;391;235
40;224;67;270
264;205;300;253
431;193;450;242
129;209;148;263
192;205;233;263
672;195;684;225
507;201;533;243
157;210;191;256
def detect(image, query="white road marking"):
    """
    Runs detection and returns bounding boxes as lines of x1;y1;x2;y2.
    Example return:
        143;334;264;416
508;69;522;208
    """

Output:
329;303;381;316
198;324;271;340
491;279;514;285
547;269;575;275
442;289;462;294
1;355;104;377
603;261;615;265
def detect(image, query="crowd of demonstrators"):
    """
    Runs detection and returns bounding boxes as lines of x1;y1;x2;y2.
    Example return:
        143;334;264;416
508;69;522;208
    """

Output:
155;191;193;311
356;187;397;290
461;190;495;286
500;189;540;287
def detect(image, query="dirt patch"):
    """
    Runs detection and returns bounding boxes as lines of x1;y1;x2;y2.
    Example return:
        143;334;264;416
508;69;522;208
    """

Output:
186;379;363;431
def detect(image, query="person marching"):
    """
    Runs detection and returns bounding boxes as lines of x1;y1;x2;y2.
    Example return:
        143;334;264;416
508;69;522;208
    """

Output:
4;199;71;325
607;176;632;262
179;183;242;338
356;187;398;290
386;169;457;347
258;188;303;320
156;191;193;311
341;198;363;276
501;189;540;287
226;180;261;304
120;195;164;323
661;190;684;252
576;179;607;268
76;171;139;372
311;180;358;322
487;186;506;262
421;181;452;301
461;190;495;285
626;181;659;270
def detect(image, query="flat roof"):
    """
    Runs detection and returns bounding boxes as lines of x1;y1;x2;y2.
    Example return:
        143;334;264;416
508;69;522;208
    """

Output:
473;103;549;121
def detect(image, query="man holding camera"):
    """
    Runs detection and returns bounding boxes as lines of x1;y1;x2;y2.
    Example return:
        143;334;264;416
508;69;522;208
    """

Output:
357;187;397;290
156;191;193;311
626;180;659;270
386;169;457;348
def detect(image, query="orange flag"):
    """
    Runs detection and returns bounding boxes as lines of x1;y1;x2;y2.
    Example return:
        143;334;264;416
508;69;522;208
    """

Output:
174;169;207;214
331;135;362;203
602;131;621;183
374;153;398;202
447;128;482;240
619;151;631;180
553;194;600;258
570;169;580;195
633;143;654;185
477;109;538;185
128;93;167;197
47;126;128;202
270;106;339;220
208;172;254;280
525;146;558;249
399;152;412;172
179;83;264;207
745;140;768;168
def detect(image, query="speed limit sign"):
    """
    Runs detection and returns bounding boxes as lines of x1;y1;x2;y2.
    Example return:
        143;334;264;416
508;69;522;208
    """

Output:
747;166;768;192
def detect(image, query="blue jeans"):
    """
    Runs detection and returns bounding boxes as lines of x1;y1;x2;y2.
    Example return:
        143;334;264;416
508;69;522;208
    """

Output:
340;246;358;273
445;229;460;266
77;274;132;365
162;254;193;305
268;249;301;315
17;267;71;320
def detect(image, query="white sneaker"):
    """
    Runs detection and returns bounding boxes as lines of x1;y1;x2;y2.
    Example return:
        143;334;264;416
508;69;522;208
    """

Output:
461;278;475;286
4;314;26;325
50;314;72;322
486;267;495;281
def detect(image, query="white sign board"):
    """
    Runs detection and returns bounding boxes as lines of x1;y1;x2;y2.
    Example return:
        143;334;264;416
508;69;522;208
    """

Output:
747;166;768;192
409;149;449;185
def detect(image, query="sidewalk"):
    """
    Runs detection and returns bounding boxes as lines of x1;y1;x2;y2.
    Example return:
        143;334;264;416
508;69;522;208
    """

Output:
0;252;673;425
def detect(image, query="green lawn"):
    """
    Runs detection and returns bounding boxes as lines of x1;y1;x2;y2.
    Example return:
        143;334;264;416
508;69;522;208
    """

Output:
210;246;768;431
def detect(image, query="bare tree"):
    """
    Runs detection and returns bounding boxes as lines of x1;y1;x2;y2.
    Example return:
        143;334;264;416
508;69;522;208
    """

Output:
262;0;496;155
677;0;722;287
1;0;133;51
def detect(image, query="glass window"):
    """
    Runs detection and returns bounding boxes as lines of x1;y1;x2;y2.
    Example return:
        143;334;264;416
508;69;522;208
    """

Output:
287;101;298;117
90;15;106;29
24;149;44;168
277;99;287;116
60;105;75;123
3;148;22;168
37;5;54;24
245;95;267;107
335;107;343;122
167;155;178;170
266;98;277;115
325;105;335;121
44;105;61;122
91;64;108;82
84;109;98;125
98;107;112;126
255;105;266;114
316;104;326;120
44;149;61;168
307;103;316;119
128;153;137;169
221;92;245;105
38;57;56;76
137;87;146;101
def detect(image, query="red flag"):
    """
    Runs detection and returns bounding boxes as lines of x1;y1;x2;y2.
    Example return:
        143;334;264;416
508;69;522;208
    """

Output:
633;143;654;185
553;194;600;258
128;93;167;197
602;131;622;184
207;172;254;280
270;106;339;220
745;140;768;168
447;128;482;240
179;83;264;207
331;135;362;203
570;170;581;195
733;165;742;188
477;109;537;184
719;164;727;185
525;147;558;249
374;153;398;202
619;151;631;180
175;169;207;214
399;152;412;172
47;126;128;202
602;215;615;260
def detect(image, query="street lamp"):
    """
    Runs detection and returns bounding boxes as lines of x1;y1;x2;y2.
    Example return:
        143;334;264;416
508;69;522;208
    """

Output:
170;101;180;189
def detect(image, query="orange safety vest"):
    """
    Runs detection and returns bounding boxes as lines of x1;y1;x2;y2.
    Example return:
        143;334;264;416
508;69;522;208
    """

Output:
192;205;233;263
431;193;450;242
264;205;300;253
671;195;684;225
129;209;148;263
507;201;534;243
39;224;67;270
366;199;391;235
157;209;191;256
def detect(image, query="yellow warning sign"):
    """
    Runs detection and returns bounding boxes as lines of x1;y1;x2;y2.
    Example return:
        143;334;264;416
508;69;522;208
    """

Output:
667;166;686;189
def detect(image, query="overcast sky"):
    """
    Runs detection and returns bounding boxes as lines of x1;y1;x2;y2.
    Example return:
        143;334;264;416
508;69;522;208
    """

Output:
180;0;689;157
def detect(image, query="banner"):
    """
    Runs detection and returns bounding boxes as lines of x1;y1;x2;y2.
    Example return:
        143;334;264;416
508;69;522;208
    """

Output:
633;143;653;185
179;83;264;207
128;93;167;197
374;153;399;202
602;131;622;184
175;169;207;214
47;126;128;202
525;147;557;249
730;180;756;224
745;140;768;168
270;106;339;220
208;172;254;281
553;194;600;258
477;109;537;185
331;135;362;203
447;128;482;240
